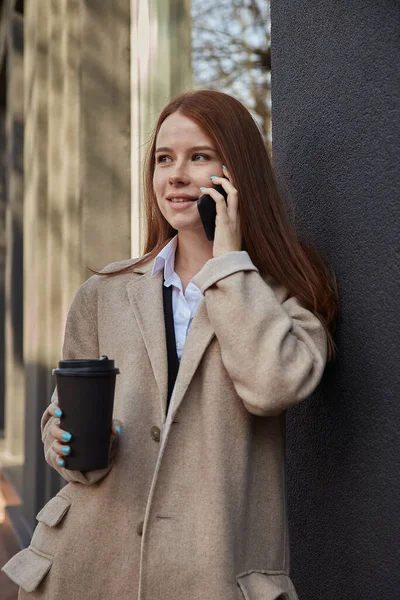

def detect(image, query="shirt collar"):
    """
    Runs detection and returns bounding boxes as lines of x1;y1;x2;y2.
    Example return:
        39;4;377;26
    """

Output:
152;236;178;284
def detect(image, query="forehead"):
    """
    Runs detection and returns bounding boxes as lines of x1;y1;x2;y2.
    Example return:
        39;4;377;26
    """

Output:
156;112;213;147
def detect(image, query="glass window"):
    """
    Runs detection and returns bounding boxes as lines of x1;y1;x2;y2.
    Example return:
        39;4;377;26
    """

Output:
191;0;271;146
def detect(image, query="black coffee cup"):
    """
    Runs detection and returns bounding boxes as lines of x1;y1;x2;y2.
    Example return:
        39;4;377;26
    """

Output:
52;355;120;471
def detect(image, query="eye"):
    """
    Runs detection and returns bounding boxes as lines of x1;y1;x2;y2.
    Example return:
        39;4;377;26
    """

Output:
156;155;172;164
192;153;210;161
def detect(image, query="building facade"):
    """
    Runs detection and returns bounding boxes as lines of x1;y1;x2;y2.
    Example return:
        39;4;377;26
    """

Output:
0;0;191;543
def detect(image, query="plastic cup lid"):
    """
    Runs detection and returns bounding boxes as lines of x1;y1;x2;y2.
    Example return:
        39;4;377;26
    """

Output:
53;355;119;374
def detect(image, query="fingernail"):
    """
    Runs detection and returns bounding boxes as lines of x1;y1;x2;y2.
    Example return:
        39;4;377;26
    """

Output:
210;175;218;180
200;187;207;191
61;446;70;454
116;425;121;436
222;164;227;169
61;433;72;442
54;409;62;418
57;459;65;467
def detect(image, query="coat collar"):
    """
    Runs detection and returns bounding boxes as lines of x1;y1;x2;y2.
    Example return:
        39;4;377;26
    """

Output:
126;260;214;422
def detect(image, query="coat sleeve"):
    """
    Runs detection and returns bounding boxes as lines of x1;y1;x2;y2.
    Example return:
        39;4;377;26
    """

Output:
192;251;328;416
41;278;119;485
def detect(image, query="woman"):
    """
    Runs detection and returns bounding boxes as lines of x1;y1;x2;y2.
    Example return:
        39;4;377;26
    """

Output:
3;90;337;599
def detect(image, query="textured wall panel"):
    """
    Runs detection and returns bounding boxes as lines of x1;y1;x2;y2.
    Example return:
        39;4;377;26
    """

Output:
271;2;400;599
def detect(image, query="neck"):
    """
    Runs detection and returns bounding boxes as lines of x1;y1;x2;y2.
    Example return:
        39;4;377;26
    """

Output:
175;229;213;277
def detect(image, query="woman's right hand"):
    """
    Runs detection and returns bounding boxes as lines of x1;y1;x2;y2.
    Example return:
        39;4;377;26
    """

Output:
47;402;122;468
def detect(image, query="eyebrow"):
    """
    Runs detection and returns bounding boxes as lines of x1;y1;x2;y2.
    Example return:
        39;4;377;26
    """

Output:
155;145;216;153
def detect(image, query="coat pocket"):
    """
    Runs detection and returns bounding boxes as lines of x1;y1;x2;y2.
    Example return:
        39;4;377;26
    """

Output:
237;571;299;600
1;546;53;593
36;494;71;527
1;493;72;592
29;493;72;557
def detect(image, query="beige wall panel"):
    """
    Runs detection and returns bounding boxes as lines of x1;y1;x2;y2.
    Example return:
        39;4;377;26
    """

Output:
46;0;81;372
60;0;81;320
80;0;131;272
23;0;49;400
23;0;53;522
4;11;24;463
24;0;49;373
47;0;64;392
21;0;132;517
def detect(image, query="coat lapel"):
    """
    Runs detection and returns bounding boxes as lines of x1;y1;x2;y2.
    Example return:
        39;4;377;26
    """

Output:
169;299;215;420
126;267;169;419
126;258;215;422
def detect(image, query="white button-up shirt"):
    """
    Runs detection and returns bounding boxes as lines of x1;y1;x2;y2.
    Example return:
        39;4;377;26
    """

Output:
152;236;204;360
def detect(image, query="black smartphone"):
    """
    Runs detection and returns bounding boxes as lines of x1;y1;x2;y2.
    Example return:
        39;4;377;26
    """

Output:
197;183;228;241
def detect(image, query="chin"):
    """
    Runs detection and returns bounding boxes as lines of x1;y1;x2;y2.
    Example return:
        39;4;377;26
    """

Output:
167;216;204;234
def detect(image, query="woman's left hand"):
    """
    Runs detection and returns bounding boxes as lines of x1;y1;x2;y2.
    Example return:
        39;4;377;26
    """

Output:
201;167;242;258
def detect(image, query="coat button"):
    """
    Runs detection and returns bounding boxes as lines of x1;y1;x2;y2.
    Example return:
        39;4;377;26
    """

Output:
150;426;161;442
137;521;144;536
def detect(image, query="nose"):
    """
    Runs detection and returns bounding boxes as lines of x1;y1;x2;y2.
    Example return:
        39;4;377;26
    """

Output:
168;162;190;186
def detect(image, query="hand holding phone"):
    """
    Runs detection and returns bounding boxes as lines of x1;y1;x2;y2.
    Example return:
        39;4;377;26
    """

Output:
197;183;228;241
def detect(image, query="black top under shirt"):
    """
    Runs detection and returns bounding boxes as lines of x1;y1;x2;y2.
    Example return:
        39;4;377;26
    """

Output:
162;281;180;414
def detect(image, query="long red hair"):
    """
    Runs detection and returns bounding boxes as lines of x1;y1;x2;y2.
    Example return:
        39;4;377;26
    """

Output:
101;90;338;358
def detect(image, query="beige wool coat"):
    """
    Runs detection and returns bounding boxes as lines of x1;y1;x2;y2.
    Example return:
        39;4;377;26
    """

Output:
3;250;327;600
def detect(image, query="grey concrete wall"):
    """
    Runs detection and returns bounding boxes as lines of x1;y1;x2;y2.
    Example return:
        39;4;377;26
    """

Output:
271;2;399;599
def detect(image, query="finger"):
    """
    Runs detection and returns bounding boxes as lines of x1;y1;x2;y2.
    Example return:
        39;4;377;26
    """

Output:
48;402;63;419
222;164;231;180
50;423;72;443
51;445;66;468
111;419;122;437
55;455;66;468
53;440;71;458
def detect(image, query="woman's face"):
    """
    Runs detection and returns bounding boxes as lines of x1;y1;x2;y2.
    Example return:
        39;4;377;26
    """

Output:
153;112;224;234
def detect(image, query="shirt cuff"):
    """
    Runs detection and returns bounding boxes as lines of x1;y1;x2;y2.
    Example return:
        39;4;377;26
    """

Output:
192;251;258;293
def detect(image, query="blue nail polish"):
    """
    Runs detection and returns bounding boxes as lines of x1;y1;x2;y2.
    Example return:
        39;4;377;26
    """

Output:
57;459;65;467
222;164;227;169
200;187;207;191
54;409;62;418
210;175;218;180
61;433;72;442
61;446;70;454
116;425;121;436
